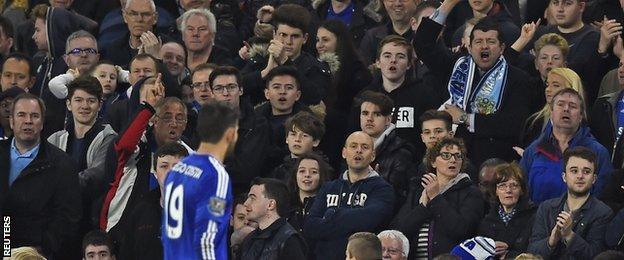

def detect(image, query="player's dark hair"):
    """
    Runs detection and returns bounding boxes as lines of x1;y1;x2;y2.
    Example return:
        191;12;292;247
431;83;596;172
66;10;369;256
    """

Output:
196;100;240;143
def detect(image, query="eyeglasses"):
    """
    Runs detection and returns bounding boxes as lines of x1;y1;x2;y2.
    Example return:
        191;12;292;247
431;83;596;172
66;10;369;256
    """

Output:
439;152;464;160
496;182;520;190
212;84;239;94
125;10;155;20
191;82;210;89
156;115;187;125
66;48;98;56
382;247;403;256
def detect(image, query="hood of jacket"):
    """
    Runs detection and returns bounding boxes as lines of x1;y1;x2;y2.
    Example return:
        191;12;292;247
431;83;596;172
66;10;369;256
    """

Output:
340;168;381;183
46;7;91;59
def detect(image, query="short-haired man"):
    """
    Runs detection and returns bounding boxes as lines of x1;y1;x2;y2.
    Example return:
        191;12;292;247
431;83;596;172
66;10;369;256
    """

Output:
305;131;395;260
161;101;239;259
208;66;271;195
47;76;117;231
159;41;188;84
103;0;162;68
0;86;25;139
82;230;116;260
48;30;101;99
236;178;307;259
359;35;435;159
346;232;383;260
100;77;193;245
528;147;612;259
190;63;217;112
63;30;100;72
415;1;533;166
270;111;325;180
180;8;233;70
1;53;35;92
359;90;415;209
359;0;419;64
0;93;81;258
242;4;331;106
378;230;409;260
521;88;612;203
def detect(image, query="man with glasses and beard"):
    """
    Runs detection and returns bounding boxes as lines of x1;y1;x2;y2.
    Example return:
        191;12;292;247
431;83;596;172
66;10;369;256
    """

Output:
528;146;612;259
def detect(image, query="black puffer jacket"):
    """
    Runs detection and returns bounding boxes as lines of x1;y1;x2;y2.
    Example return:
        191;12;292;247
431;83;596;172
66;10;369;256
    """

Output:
478;198;537;259
226;99;272;195
391;175;485;259
372;126;416;210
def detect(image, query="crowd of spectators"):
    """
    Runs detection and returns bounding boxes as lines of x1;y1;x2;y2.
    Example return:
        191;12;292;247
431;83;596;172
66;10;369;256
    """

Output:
2;0;624;259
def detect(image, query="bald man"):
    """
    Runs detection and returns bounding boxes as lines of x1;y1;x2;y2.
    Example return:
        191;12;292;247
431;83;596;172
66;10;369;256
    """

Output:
304;131;395;260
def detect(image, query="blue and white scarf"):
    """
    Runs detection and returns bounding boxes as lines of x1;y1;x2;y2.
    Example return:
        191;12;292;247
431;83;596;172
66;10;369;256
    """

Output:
444;55;509;115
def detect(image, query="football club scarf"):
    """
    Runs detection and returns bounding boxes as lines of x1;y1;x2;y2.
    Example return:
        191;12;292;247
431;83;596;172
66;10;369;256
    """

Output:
444;55;508;115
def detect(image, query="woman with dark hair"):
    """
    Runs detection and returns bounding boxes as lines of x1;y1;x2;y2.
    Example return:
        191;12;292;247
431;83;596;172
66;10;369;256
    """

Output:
286;152;333;232
316;19;372;114
478;162;536;259
391;137;485;259
286;152;332;260
316;19;372;168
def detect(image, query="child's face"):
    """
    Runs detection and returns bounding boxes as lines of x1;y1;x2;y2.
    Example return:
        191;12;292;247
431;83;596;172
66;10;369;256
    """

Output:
92;64;118;95
286;126;319;157
230;204;248;230
155;155;183;188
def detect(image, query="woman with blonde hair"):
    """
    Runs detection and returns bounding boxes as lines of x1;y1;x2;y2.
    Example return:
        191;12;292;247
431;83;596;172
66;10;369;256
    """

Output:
518;68;586;149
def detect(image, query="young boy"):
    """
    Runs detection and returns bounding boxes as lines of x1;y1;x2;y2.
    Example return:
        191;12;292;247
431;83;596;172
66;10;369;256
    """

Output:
117;142;189;259
270;111;325;180
417;109;477;181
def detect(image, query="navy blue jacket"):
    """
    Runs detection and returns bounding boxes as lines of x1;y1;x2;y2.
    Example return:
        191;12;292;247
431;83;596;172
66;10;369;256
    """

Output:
528;194;612;259
304;170;394;260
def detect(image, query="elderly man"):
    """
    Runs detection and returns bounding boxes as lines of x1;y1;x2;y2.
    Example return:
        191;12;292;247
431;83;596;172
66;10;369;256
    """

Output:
179;8;233;70
103;0;164;68
521;88;612;204
378;230;409;260
99;76;193;252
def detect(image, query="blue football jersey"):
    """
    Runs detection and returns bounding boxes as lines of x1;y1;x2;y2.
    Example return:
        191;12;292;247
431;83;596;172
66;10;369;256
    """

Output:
162;154;233;260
